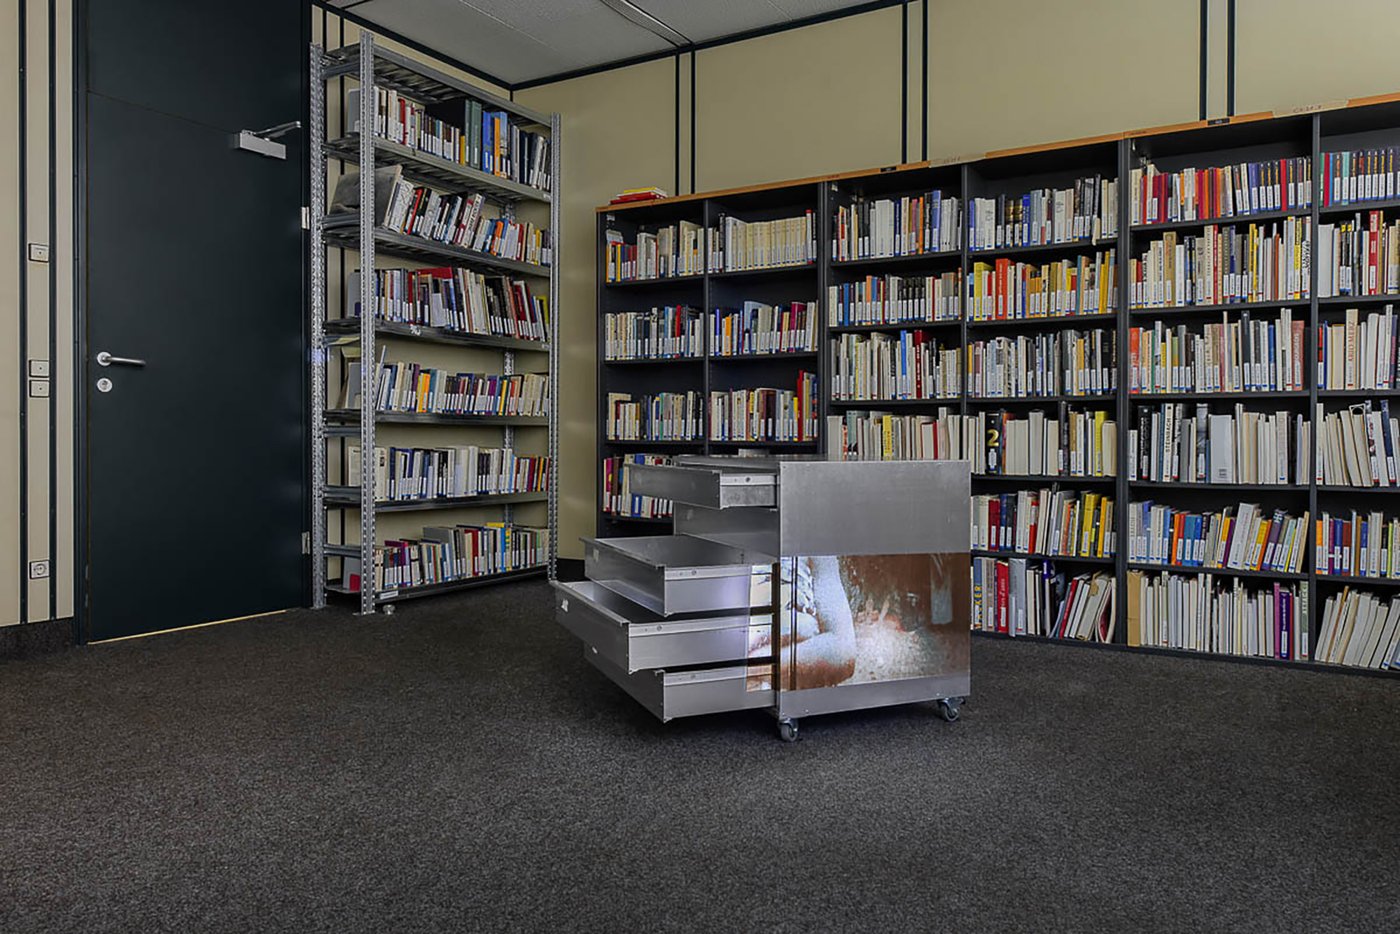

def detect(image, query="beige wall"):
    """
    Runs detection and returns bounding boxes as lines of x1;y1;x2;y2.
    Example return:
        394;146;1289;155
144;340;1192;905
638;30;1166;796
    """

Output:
7;1;1400;618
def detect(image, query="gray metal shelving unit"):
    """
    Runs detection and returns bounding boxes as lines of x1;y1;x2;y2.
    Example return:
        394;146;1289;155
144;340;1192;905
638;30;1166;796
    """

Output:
311;35;560;614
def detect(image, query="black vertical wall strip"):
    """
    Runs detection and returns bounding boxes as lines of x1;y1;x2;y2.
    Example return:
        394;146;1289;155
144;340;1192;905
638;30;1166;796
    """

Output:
72;0;85;638
920;0;927;160
899;0;907;162
1199;0;1208;120
673;53;680;195
1226;0;1236;116
48;0;57;616
18;0;29;624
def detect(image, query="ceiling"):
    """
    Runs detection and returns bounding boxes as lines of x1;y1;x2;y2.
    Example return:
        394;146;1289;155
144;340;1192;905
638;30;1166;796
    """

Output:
328;0;888;88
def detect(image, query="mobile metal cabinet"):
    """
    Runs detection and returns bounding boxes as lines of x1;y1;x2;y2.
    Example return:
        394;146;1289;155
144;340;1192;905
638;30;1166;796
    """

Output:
554;456;971;740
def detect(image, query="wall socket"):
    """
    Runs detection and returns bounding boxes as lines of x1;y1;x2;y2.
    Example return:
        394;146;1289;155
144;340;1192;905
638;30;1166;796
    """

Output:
27;243;50;263
28;560;50;580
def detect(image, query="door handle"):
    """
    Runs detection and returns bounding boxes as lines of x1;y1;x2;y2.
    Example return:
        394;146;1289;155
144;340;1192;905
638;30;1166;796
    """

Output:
96;351;146;368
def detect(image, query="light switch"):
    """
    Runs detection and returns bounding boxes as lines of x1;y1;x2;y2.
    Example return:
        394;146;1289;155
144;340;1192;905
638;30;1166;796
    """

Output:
28;379;50;398
28;359;49;378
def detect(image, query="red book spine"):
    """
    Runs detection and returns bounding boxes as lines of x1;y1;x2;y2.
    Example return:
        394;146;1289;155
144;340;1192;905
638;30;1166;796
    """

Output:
996;561;1010;633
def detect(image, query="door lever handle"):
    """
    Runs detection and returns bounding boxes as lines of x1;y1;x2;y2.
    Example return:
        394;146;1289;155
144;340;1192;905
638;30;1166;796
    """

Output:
96;351;146;368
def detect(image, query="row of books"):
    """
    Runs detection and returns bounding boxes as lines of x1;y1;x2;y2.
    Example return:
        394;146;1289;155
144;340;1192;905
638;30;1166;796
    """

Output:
350;523;549;593
965;329;1116;399
966;251;1116;320
832;191;961;260
972;490;1115;559
1129;158;1312;226
830;332;960;401
976;407;1117;478
1315;588;1400;669
1129;405;1309;485
825;409;964;462
1128;220;1311;307
350;87;552;192
1126;501;1309;573
1322;148;1400;207
353;362;548;418
1316;211;1400;297
1316;510;1400;580
1316;402;1400;488
970;558;1114;641
1127;312;1307;394
601;454;672;520
713;212;817;272
346;445;548;501
1319;306;1399;390
1127;570;1307;660
826;274;961;327
713;301;818;356
603;222;705;281
708;373;819;443
374;171;551;266
967;175;1118;251
605;391;702;442
603;306;702;361
350;266;548;342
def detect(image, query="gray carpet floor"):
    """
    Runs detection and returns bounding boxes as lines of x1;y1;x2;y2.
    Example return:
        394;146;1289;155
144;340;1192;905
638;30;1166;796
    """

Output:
2;579;1398;933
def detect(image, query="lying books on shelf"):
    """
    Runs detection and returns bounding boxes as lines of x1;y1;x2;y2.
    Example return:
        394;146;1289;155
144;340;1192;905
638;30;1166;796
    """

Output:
1128;310;1305;394
1323;148;1399;207
610;186;668;205
826;408;965;462
1126;501;1309;573
349;266;548;342
713;211;817;272
1129;157;1311;225
346;362;548;418
348;86;552;192
827;273;961;326
1319;306;1398;390
604;307;703;360
1315;401;1400;487
347;445;548;501
831;331;960;401
1317;510;1400;579
708;372;818;443
832;190;961;260
1128;570;1307;660
968;174;1117;251
971;557;1113;641
966;250;1115;320
605;391;703;441
344;523;549;593
603;222;705;281
972;407;1116;478
1316;210;1400;297
712;301;818;356
1129;403;1308;485
1129;220;1311;307
1315;588;1400;669
972;490;1115;558
602;454;673;519
966;329;1116;398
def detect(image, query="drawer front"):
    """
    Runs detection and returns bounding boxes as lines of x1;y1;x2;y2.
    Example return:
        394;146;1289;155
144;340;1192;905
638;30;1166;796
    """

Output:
583;535;773;616
554;580;772;673
585;649;775;722
628;463;776;509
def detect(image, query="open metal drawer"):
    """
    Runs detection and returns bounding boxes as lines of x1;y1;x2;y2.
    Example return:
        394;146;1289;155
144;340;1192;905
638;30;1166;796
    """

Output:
627;460;777;509
553;580;771;673
582;534;774;616
584;650;775;722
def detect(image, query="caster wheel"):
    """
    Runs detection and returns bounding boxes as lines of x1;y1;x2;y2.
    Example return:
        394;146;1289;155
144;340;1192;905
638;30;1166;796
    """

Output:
937;698;962;722
778;719;799;742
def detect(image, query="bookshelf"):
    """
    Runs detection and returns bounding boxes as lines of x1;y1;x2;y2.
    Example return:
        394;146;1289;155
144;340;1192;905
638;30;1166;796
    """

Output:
312;35;560;614
597;95;1400;675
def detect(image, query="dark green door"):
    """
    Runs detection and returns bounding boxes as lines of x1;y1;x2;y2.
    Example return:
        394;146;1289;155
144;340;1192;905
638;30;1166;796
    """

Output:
80;0;308;639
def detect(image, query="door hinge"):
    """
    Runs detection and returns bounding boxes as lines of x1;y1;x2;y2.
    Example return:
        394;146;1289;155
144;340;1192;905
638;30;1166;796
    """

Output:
301;531;311;555
301;207;311;229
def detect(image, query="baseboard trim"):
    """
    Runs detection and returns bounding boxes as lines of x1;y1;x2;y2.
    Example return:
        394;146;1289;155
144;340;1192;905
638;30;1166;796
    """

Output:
0;617;76;661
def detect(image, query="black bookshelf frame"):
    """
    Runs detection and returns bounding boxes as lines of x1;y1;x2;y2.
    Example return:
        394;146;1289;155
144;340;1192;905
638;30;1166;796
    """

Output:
596;102;1400;677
